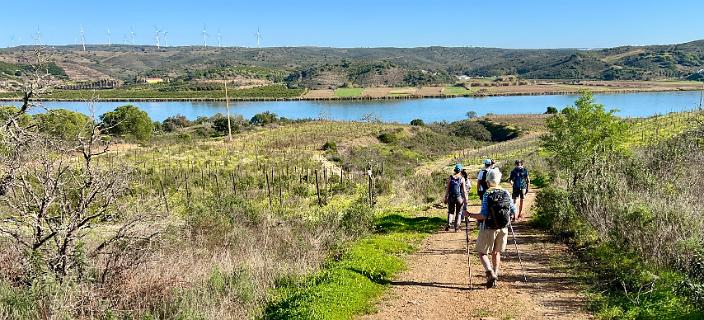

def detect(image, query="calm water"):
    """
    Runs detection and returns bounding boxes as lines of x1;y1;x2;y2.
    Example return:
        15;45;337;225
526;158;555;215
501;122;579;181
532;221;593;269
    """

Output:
16;91;704;123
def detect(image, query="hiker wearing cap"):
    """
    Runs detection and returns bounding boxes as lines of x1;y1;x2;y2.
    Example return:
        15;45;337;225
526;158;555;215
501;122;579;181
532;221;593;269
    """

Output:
476;159;492;201
509;160;530;219
468;168;517;288
444;164;468;232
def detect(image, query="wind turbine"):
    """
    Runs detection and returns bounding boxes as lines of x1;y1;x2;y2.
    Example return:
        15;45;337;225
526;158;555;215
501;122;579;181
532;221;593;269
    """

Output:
107;28;112;46
218;29;222;48
154;27;161;49
33;27;42;46
130;28;136;45
162;31;169;47
255;27;262;48
80;25;86;51
8;35;16;48
202;25;208;47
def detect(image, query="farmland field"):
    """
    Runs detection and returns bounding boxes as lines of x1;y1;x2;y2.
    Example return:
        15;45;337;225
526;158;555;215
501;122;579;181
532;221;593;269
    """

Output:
334;88;363;97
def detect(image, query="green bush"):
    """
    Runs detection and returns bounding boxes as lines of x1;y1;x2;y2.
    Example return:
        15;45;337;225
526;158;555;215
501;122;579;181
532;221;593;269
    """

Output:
34;109;92;140
100;105;154;142
322;141;337;151
409;119;425;126
377;131;399;144
451;120;492;141
250;111;279;126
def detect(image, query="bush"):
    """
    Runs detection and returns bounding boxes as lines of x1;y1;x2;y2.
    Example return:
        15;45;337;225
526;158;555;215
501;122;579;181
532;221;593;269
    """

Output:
34;109;92;140
545;106;558;114
100;105;154;142
250;111;279;126
162;114;192;132
377;132;399;144
0;106;31;127
322;141;337;151
409;119;425;126
211;113;247;134
450;121;492;141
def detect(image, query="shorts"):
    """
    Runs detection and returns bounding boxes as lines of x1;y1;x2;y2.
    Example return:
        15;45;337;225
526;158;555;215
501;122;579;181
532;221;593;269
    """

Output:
512;187;526;199
476;227;508;255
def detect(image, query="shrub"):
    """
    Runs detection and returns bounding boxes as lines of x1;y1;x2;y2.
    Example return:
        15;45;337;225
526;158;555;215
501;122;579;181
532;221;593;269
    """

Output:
162;114;192;132
450;121;492;141
377;132;399;144
100;105;154;142
322;141;337;151
545;106;558;114
211;114;247;134
409;119;425;126
250;111;279;126
34;109;92;140
0;106;31;127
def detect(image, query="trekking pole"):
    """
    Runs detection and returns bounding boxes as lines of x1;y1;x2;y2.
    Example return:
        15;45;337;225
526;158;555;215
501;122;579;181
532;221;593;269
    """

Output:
508;223;528;282
465;215;472;288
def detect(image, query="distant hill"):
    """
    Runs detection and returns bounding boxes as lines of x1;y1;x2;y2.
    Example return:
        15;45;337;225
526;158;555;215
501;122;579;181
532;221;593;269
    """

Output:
0;40;702;89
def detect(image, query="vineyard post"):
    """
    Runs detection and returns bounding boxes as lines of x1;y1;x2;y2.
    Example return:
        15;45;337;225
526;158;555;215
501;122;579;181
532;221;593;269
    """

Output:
315;169;322;207
266;168;273;209
159;179;171;215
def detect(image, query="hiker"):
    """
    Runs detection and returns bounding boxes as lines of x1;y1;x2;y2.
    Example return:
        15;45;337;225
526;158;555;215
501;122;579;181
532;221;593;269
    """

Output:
509;160;530;219
476;159;492;200
444;164;468;232
468;168;517;288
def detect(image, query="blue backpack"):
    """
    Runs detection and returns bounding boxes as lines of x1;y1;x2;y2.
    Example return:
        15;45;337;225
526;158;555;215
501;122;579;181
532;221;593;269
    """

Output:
449;176;463;200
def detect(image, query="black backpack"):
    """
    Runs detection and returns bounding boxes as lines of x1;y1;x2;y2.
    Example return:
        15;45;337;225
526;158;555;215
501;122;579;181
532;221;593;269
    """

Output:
485;189;512;229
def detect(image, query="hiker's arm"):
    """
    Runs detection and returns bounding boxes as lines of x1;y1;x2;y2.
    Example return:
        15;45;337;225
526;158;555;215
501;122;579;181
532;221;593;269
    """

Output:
462;178;469;202
468;212;485;221
443;178;450;204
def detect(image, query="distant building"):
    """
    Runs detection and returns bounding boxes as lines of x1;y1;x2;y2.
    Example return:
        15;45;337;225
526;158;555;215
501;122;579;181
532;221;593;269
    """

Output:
145;77;165;84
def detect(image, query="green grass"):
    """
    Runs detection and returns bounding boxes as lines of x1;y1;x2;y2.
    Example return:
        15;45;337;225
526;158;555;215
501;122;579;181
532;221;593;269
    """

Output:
444;86;473;96
264;213;444;319
334;88;363;98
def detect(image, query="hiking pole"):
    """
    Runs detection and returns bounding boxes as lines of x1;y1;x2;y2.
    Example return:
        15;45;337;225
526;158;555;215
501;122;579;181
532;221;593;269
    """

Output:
508;223;528;282
465;215;472;288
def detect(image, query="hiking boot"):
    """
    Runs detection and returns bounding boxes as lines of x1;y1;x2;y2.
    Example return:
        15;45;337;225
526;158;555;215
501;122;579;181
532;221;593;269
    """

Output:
444;224;450;231
485;271;497;289
454;223;459;232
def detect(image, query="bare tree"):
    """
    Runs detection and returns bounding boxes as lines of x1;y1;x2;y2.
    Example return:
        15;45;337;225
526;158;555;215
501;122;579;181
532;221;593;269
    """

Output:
0;50;161;284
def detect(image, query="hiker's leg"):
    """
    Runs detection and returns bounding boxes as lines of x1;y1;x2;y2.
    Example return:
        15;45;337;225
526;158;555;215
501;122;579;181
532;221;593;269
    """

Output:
447;201;455;230
491;251;501;276
479;253;493;272
493;228;509;277
477;229;496;277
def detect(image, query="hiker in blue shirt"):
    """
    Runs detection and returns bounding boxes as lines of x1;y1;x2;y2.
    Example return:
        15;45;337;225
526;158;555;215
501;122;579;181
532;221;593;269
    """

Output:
443;163;468;232
508;160;530;219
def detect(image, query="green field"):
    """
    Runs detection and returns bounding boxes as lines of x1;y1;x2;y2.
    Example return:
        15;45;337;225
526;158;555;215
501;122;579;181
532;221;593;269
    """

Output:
443;86;473;96
334;88;364;97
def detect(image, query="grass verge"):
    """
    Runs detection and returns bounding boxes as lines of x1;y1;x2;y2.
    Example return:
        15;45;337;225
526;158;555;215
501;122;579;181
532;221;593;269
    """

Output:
264;212;444;319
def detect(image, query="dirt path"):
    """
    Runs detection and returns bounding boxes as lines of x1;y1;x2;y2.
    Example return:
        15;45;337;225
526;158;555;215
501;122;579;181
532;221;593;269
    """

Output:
360;191;592;320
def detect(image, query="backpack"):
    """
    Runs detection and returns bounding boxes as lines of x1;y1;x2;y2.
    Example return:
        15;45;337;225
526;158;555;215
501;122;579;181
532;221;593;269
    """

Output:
512;167;528;189
478;169;489;191
449;175;464;203
485;189;511;229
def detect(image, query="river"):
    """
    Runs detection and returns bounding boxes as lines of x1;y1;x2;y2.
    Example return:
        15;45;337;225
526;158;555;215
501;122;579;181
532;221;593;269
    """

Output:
13;91;704;122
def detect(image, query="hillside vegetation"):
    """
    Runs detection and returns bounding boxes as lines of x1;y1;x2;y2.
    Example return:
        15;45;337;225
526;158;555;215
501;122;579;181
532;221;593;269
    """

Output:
1;41;703;90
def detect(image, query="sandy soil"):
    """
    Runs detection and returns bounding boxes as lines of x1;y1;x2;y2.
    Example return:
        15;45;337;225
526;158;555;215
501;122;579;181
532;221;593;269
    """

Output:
359;192;593;320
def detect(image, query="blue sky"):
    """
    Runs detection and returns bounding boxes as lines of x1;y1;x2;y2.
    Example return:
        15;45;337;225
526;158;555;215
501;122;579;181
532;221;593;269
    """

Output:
2;0;702;49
